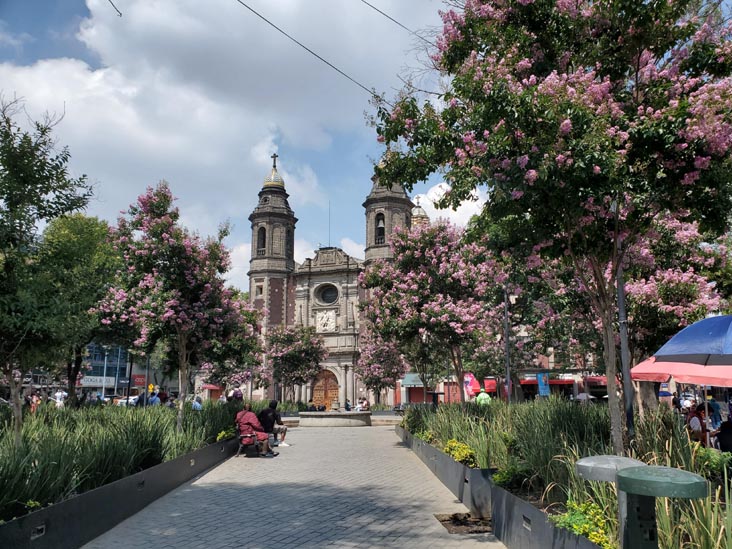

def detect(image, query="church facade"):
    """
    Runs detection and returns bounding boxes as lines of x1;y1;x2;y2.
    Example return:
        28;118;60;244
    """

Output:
247;155;427;407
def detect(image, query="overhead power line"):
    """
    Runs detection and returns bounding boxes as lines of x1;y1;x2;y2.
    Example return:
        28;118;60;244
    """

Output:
359;0;436;47
233;0;390;106
107;0;122;17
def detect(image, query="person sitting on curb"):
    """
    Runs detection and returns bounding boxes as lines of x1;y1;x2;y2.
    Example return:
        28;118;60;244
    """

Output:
236;403;278;458
258;399;290;447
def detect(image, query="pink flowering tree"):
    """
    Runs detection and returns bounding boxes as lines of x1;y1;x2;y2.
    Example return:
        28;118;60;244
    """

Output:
375;0;732;452
625;213;727;361
354;324;409;400
361;222;503;403
201;295;264;390
266;326;328;400
97;182;260;429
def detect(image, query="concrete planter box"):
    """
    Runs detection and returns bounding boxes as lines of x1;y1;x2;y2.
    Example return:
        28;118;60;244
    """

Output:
0;438;239;549
396;426;599;549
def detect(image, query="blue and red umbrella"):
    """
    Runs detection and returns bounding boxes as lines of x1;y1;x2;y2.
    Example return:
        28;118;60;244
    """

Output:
631;315;732;387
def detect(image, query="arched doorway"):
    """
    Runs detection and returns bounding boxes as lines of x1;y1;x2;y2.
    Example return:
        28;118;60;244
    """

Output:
312;370;339;409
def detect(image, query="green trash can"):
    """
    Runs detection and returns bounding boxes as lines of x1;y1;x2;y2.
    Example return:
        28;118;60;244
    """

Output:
617;466;708;549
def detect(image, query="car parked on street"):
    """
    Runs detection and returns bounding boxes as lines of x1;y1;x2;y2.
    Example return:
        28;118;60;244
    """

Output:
115;394;140;406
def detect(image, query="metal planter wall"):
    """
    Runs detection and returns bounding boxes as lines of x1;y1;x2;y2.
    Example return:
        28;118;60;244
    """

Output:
0;438;239;549
395;425;599;549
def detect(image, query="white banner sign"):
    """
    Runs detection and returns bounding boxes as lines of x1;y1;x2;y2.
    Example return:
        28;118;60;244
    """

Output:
80;376;116;387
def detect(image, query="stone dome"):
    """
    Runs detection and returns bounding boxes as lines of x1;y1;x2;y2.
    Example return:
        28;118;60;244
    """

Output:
411;199;430;228
263;166;285;188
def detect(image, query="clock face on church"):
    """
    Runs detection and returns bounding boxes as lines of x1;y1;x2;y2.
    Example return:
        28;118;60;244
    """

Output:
316;310;336;332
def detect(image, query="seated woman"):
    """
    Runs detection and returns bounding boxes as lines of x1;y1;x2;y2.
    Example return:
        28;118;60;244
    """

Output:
235;403;278;458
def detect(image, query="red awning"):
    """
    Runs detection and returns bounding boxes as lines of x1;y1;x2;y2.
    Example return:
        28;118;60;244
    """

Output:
584;376;607;385
484;379;497;392
201;384;222;390
520;378;574;385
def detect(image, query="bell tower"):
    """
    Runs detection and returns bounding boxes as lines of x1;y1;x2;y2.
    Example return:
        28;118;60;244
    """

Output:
363;171;414;264
248;154;297;328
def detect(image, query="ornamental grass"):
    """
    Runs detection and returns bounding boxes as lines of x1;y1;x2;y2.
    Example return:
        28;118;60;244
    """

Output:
402;398;732;548
0;401;243;522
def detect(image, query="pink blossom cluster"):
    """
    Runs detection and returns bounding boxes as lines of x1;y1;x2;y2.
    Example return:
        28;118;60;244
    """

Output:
354;326;409;391
361;222;508;383
96;182;260;368
266;326;328;386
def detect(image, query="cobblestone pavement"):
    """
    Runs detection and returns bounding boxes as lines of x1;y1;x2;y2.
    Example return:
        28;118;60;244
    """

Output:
84;425;504;549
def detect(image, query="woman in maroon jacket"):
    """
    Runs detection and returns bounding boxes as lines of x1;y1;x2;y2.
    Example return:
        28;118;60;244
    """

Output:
236;403;278;458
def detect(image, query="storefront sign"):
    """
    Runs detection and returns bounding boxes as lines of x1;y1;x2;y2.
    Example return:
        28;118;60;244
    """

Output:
80;376;116;387
537;373;550;397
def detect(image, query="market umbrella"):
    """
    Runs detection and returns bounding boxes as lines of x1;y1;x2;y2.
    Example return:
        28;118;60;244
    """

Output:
631;315;732;387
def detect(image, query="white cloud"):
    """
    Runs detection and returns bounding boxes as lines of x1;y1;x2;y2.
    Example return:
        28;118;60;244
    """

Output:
226;242;251;289
0;0;445;288
0;22;32;50
294;238;316;264
414;183;488;228
340;237;364;260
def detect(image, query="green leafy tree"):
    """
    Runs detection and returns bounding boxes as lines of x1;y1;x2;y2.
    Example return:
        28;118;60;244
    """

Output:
399;332;450;402
0;99;91;444
37;214;119;406
375;0;732;452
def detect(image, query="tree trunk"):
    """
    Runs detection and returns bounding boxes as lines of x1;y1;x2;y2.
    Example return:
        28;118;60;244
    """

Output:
600;308;625;454
635;380;658;417
451;346;466;403
66;345;84;408
176;333;189;432
8;369;23;447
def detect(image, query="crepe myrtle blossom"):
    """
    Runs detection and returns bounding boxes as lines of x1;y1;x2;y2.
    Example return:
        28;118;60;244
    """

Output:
97;182;260;430
354;325;409;396
375;0;732;454
361;222;505;402
266;326;328;389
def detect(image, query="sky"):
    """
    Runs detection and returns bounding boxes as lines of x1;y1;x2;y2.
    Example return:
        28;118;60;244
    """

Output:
0;0;487;290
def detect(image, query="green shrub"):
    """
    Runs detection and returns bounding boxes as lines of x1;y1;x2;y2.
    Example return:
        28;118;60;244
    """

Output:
415;430;435;444
216;428;235;441
550;500;616;549
443;439;478;468
492;462;531;491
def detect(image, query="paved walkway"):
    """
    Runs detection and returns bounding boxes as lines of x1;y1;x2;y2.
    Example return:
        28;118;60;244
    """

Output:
84;425;504;549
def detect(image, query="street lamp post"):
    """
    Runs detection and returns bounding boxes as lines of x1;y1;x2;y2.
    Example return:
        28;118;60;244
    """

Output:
101;346;109;401
114;347;122;395
503;287;511;404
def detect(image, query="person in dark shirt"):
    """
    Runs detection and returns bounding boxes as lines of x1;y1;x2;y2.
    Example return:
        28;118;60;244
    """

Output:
717;420;732;453
672;392;682;413
258;400;289;447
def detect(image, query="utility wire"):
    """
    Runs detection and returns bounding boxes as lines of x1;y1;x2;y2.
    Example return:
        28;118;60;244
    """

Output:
233;0;390;106
359;0;436;47
107;0;122;17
